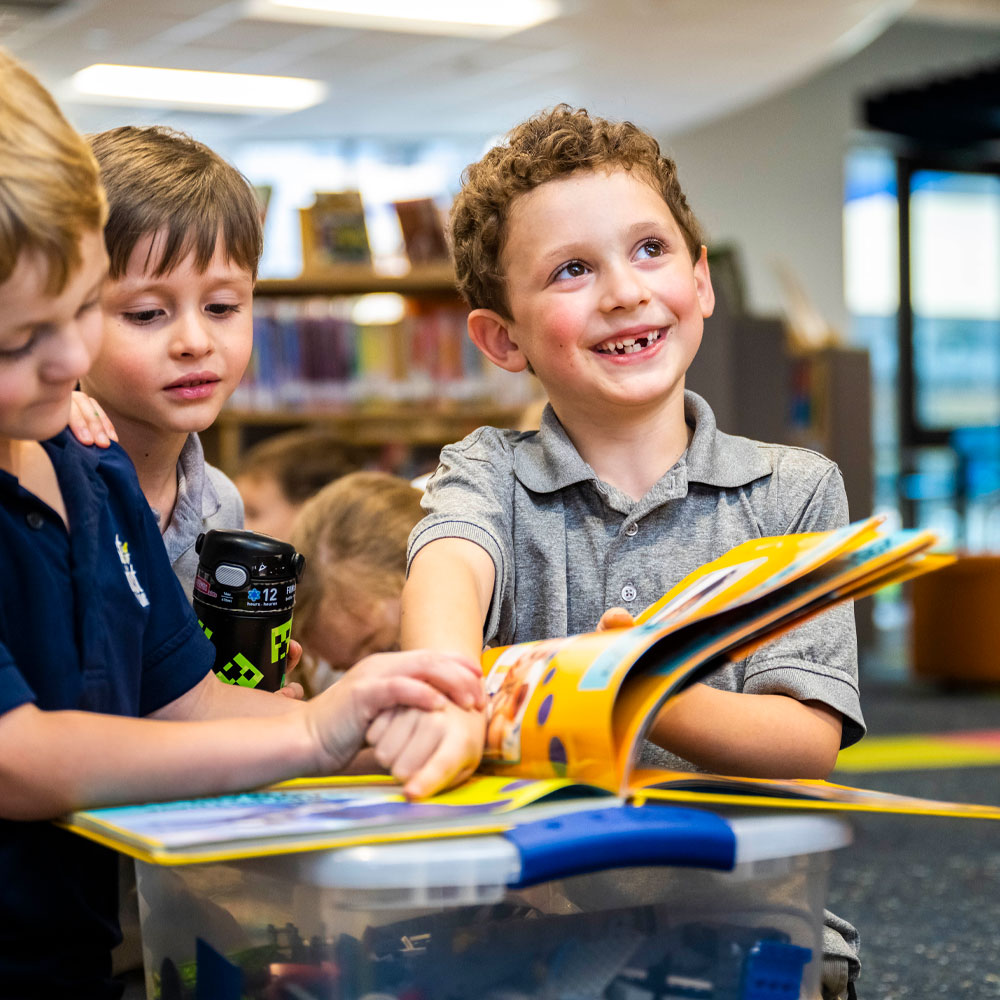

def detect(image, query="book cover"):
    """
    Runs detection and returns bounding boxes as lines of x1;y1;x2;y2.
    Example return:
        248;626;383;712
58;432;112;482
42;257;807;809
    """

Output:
300;191;372;272
393;197;450;268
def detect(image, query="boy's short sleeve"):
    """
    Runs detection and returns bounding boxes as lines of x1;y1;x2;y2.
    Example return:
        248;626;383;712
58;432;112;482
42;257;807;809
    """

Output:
741;459;865;748
0;643;34;718
407;427;517;644
130;493;216;716
0;436;214;723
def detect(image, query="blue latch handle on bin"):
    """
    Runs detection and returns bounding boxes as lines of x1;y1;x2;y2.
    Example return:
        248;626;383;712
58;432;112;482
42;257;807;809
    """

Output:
503;804;737;887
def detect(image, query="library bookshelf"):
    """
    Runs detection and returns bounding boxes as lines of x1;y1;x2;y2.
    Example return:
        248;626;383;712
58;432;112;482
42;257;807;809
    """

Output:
202;267;533;475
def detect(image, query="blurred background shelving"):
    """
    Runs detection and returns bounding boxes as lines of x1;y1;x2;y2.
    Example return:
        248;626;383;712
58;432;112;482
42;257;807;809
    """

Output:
203;266;535;476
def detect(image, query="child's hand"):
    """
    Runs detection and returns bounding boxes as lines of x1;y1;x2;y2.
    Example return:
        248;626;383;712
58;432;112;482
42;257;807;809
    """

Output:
596;606;635;631
276;640;305;699
303;650;484;775
69;391;118;448
366;702;486;799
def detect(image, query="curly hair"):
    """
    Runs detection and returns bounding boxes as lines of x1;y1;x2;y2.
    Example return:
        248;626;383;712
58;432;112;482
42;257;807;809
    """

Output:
450;104;705;320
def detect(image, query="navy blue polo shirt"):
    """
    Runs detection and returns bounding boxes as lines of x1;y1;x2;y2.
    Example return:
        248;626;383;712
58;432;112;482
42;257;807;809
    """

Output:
0;431;214;997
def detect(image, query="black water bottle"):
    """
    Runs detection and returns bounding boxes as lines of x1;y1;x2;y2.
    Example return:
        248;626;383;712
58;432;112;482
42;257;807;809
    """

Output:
193;529;306;692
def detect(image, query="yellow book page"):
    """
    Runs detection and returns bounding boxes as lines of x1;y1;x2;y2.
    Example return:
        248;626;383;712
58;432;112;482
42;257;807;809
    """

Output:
636;515;883;628
612;529;942;784
631;771;1000;820
829;551;953;603
718;552;953;667
274;774;584;809
479;628;674;791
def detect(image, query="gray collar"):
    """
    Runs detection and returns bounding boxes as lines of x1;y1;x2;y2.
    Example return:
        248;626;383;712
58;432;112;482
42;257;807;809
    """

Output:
514;390;772;495
683;390;773;488
161;433;221;563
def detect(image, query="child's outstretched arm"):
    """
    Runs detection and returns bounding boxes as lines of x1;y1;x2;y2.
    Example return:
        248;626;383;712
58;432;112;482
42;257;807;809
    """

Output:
402;537;496;663
380;537;496;797
648;686;843;778
0;650;482;821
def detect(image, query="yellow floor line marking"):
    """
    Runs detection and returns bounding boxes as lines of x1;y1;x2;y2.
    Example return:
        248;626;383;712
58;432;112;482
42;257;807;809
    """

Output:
835;732;1000;772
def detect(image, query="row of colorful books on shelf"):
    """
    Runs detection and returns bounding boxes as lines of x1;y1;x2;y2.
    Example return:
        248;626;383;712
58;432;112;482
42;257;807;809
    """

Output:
232;298;533;409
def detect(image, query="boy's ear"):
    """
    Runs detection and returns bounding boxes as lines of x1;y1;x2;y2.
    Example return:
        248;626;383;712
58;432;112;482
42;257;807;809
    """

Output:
467;309;530;373
694;246;715;319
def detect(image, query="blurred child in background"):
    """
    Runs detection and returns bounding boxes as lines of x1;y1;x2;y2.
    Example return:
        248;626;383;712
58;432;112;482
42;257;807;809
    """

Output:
291;471;424;697
234;427;370;540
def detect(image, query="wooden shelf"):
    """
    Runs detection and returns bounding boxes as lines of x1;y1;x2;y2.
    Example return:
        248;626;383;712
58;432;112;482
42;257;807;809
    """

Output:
224;268;500;473
256;265;458;298
205;401;525;474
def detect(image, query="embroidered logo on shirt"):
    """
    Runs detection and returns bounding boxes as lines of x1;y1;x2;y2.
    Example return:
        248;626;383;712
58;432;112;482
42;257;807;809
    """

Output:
115;534;150;608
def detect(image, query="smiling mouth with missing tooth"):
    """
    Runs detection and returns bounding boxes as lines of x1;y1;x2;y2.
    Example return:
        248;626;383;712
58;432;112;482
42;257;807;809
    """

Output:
594;328;663;356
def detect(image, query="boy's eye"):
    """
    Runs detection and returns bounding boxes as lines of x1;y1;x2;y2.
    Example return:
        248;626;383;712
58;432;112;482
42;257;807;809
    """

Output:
206;303;242;317
552;260;589;282
122;309;163;325
0;332;38;360
636;240;665;260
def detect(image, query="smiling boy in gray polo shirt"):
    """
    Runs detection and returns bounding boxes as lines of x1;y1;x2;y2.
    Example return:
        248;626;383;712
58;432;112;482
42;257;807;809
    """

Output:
401;105;863;783
398;101;863;1000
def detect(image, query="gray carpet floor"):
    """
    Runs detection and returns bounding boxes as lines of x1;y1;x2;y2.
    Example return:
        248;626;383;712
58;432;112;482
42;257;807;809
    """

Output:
826;679;1000;998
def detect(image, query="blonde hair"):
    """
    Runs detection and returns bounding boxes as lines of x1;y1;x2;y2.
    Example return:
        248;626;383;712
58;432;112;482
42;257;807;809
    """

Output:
89;126;262;281
0;50;106;293
291;471;425;644
451;104;704;320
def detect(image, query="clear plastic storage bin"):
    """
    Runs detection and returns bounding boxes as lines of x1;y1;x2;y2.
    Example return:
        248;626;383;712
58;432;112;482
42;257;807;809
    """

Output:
134;804;852;1000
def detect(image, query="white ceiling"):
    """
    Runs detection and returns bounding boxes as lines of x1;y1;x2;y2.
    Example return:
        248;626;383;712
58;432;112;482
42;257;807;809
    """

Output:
1;0;998;146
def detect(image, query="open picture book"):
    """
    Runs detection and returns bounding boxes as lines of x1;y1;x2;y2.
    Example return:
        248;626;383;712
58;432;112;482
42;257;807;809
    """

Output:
63;517;1000;865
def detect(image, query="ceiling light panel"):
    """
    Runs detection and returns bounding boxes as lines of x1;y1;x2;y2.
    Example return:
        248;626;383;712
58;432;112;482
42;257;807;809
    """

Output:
69;64;327;113
245;0;561;37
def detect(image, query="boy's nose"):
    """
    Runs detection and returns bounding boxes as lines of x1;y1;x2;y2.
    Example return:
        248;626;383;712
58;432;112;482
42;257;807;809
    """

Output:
170;312;213;357
44;319;98;383
599;264;649;311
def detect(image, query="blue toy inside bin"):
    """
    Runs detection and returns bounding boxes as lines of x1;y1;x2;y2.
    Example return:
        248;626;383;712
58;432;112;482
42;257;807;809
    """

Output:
135;803;851;1000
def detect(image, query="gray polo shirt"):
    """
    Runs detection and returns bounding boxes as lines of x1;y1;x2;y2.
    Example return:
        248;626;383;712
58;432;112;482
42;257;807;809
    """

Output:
408;390;864;761
155;432;245;600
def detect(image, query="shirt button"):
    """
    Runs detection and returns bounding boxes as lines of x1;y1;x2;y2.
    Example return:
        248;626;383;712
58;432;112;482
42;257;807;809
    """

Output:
26;512;45;530
621;584;637;603
624;523;638;537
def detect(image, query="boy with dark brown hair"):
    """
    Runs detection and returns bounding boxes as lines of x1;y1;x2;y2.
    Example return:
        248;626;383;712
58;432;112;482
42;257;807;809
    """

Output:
73;125;260;590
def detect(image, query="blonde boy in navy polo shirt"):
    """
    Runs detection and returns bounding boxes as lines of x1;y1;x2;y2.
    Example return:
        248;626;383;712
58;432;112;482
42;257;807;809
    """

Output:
0;50;483;998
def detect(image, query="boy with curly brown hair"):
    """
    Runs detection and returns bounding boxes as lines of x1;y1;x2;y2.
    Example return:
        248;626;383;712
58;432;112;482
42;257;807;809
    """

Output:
397;105;862;996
